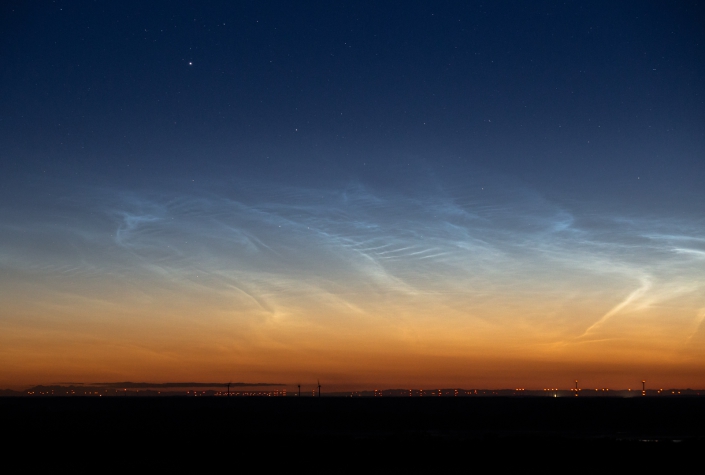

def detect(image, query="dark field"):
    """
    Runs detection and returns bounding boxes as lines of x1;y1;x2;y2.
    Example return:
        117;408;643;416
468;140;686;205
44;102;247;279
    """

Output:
3;397;703;467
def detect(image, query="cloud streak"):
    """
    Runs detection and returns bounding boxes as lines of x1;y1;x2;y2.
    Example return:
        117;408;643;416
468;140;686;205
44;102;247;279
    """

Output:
577;277;652;339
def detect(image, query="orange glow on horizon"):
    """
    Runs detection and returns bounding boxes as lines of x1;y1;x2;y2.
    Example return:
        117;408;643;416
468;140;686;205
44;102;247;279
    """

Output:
1;278;705;390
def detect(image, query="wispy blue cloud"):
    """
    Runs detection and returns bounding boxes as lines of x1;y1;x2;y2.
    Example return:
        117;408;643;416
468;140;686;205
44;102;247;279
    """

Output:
1;174;704;352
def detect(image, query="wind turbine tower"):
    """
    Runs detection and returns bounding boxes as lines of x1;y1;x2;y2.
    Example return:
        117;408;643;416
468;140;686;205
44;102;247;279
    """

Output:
298;384;301;397
318;380;321;398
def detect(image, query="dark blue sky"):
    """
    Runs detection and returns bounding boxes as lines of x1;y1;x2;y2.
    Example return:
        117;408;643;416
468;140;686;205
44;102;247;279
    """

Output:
3;1;703;206
1;1;704;388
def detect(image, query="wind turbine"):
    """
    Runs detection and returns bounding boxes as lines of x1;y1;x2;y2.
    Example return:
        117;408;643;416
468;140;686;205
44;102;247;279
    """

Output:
227;382;231;397
297;384;301;397
317;380;321;398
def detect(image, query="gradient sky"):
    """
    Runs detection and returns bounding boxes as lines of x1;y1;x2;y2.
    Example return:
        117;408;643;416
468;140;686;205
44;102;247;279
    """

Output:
1;1;704;390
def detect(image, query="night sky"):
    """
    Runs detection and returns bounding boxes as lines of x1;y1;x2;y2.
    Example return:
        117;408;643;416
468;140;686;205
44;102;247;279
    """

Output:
1;1;704;390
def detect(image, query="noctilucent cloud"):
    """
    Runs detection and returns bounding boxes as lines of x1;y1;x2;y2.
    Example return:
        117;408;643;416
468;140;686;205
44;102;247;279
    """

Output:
1;1;703;389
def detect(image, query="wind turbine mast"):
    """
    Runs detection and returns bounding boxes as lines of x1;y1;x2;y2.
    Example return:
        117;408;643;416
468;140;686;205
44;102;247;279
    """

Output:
318;380;321;398
298;384;301;397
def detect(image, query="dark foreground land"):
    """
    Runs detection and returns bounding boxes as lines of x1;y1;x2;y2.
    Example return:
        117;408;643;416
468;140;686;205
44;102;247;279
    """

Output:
3;397;703;467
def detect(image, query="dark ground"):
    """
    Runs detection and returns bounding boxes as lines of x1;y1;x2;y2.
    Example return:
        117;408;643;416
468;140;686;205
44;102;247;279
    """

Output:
3;397;702;468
